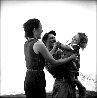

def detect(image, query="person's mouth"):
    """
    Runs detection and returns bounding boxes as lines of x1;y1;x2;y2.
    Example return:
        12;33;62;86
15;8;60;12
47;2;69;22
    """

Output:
51;40;56;43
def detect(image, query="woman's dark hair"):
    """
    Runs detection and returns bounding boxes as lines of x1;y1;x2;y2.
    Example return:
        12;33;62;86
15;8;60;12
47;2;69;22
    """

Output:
23;18;40;40
78;32;88;49
42;30;56;45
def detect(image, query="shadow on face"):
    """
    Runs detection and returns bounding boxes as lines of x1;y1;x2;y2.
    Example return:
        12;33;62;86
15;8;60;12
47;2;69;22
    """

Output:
47;34;56;46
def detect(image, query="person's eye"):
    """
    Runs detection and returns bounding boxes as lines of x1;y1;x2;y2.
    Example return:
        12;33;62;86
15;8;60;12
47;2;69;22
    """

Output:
50;37;53;39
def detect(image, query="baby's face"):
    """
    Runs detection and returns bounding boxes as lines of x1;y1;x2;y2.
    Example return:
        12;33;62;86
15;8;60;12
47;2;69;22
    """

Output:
71;34;79;45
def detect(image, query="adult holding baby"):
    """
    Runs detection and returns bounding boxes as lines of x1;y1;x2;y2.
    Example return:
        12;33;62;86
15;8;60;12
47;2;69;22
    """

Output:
23;19;77;98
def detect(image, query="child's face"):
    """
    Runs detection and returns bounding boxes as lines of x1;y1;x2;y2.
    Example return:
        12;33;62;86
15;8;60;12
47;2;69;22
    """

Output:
71;34;79;45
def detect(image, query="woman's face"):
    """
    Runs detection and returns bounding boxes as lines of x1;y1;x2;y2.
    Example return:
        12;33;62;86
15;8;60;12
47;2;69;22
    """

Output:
35;22;43;39
71;34;79;45
47;34;56;47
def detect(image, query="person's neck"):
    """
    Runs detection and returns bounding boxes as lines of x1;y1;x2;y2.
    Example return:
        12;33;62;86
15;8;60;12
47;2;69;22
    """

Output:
33;35;39;40
28;37;38;41
46;45;53;51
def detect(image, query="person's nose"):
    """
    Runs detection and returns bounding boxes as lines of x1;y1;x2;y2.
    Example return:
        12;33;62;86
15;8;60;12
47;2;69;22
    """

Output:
54;38;56;42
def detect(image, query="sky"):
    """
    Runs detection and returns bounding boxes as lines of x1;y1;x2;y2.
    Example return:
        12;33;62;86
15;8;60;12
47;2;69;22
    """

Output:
1;0;96;95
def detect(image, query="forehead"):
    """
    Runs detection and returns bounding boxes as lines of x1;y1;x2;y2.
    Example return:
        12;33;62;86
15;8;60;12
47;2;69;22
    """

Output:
48;34;55;38
39;22;42;27
48;34;55;39
73;34;79;39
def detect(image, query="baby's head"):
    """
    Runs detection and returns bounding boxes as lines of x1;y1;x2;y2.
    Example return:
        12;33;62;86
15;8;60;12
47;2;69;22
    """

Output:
71;32;88;50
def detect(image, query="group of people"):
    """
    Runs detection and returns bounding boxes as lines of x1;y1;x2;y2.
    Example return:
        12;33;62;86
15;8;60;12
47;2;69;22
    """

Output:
23;18;88;98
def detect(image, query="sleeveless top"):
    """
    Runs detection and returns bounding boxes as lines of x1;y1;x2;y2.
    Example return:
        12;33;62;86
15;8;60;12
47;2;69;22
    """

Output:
24;39;45;71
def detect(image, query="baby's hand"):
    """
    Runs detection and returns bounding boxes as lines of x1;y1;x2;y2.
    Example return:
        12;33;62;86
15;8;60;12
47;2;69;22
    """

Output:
53;42;60;49
70;54;78;60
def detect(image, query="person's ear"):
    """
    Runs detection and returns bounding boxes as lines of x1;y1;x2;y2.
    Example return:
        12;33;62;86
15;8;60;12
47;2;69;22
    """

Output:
33;28;36;35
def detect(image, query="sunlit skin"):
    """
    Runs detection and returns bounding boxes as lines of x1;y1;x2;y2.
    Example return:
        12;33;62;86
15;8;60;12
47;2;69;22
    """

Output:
46;34;56;51
34;22;43;39
71;33;87;50
71;34;79;45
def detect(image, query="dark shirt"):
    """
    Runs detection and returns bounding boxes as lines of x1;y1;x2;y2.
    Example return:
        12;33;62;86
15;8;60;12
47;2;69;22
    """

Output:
24;39;45;70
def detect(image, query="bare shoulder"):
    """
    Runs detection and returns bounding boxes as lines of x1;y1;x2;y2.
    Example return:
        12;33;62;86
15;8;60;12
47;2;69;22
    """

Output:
35;40;45;46
34;40;46;50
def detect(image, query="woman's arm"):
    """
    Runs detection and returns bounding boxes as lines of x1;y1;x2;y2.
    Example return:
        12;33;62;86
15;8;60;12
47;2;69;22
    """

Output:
57;41;72;51
36;41;77;67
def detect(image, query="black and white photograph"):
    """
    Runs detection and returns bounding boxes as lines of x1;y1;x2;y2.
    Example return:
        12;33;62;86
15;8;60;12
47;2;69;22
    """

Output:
0;0;97;98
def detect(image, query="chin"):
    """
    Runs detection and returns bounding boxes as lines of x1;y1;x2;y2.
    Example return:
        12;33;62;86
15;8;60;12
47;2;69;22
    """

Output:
38;37;41;39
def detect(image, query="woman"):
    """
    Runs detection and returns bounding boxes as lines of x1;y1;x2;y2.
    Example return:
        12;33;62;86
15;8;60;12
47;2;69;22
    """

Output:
51;32;88;98
42;31;88;98
42;30;77;98
23;18;77;98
